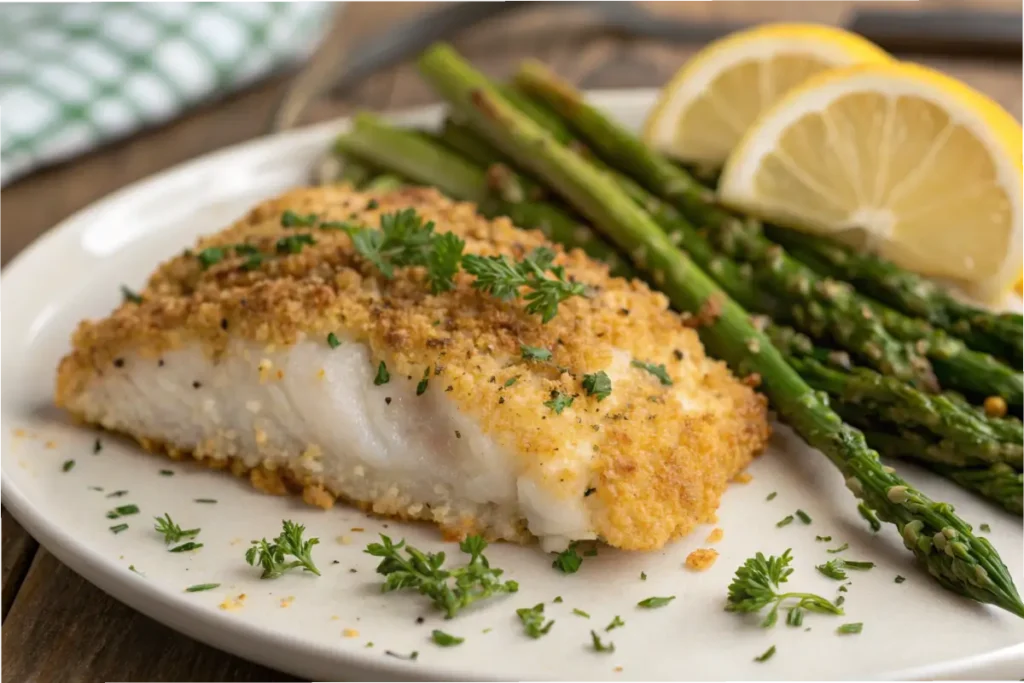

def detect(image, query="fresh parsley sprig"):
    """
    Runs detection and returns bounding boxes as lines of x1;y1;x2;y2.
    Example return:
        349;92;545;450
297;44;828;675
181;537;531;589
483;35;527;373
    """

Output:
364;534;518;619
463;247;587;323
245;520;321;579
816;558;875;580
154;513;200;545
725;549;843;627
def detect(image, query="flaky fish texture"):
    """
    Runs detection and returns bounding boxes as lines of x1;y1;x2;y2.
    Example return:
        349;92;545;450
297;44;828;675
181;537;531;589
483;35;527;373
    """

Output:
56;185;770;551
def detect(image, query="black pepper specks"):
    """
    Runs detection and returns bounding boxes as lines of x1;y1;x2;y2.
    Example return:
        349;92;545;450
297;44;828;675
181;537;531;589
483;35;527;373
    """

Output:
455;430;461;439
158;359;165;367
192;381;202;389
673;349;684;361
385;397;392;405
113;358;125;368
220;318;229;331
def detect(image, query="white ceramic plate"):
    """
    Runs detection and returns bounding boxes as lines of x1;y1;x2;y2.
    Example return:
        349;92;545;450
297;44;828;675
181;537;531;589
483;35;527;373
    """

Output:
3;91;1023;682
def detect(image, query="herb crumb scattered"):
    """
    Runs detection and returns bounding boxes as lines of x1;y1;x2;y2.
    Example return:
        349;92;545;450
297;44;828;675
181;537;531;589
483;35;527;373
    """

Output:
185;583;220;593
62;459;75;472
572;608;590;618
754;645;776;662
837;622;863;635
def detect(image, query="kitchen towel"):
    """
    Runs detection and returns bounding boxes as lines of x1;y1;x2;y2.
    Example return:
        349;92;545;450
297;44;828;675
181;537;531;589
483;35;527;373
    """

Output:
0;2;334;185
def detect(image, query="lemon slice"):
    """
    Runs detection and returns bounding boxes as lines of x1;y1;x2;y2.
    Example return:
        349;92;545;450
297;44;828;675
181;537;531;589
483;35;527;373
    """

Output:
643;23;891;165
719;62;1023;303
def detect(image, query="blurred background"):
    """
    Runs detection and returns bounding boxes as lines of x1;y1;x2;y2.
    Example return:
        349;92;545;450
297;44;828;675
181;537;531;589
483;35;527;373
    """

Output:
1;2;1022;681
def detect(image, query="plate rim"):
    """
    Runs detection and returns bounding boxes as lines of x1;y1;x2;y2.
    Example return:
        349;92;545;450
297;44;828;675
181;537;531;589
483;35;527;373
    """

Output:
3;87;1022;681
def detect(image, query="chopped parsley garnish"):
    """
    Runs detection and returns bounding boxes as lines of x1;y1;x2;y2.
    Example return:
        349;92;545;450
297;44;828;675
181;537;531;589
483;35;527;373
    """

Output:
169;541;203;553
463;246;586;323
503;376;518;388
582;371;612;401
276;234;316;254
517;603;554;638
766;491;777;501
754;645;776;662
327;332;341;349
109;523;129;534
280;210;318;227
726;549;843;628
106;504;139;519
816;558;874;580
544;391;574;414
520;344;552;362
795;509;812;524
572;608;590;618
366;199;379;210
979;523;991;533
197;246;226;269
775;515;794;528
590;630;615;653
553;596;563;603
605;615;625;631
120;285;143;304
385;650;418;661
62;459;75;472
246;520;321;579
631;359;672;386
185;583;221;592
827;542;849;554
93;438;103;454
786;606;804;627
431;630;464;647
640;571;647;581
857;502;881;532
373;361;390;385
637;596;675;608
894;575;906;584
552;546;582;574
837;622;863;635
815;535;832;542
194;498;217;504
365;534;517;619
416;368;429;396
159;469;174;476
107;490;129;498
154;513;200;545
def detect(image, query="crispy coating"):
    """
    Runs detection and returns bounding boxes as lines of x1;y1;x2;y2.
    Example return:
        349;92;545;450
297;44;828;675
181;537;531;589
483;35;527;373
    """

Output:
56;185;769;550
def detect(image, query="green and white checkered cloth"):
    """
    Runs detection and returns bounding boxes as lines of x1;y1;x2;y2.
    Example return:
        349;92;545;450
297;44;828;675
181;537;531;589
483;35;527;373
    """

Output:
0;2;334;186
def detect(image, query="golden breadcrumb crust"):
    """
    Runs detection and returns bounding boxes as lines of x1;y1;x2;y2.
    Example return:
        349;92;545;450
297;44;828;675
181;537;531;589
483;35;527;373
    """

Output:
56;185;769;550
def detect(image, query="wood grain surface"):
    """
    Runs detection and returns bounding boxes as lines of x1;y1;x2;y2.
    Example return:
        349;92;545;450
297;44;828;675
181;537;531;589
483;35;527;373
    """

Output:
1;2;1020;681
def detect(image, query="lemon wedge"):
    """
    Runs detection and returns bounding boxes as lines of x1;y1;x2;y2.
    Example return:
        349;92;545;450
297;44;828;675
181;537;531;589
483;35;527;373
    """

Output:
643;23;891;165
718;62;1023;303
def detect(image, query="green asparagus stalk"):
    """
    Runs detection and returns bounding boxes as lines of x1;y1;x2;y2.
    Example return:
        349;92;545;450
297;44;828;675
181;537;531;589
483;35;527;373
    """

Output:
363;174;405;192
513;59;1024;408
418;42;1024;616
846;423;1023;516
334;114;633;278
766;225;1024;366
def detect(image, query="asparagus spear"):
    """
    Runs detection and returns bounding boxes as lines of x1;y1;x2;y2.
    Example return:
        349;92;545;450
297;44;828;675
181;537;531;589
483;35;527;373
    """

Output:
847;424;1023;516
766;225;1024;366
335;114;634;278
417;43;1024;616
513;59;1024;408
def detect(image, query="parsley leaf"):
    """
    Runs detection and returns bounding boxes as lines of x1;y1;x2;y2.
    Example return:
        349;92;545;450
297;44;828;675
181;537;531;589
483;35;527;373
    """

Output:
365;534;518;619
121;285;143;304
374;361;390;385
281;210;318;227
631;359;673;385
552;546;582;574
463;247;586;323
154;513;200;545
582;371;612;401
590;630;615;653
837;622;863;635
431;630;464;647
605;615;625;631
327;332;341;349
726;549;843;628
276;234;316;254
637;596;675;608
197;247;226;269
544;391;574;414
517;603;554;638
245;520;321;579
816;558;874;580
521;344;552;362
426;231;465;294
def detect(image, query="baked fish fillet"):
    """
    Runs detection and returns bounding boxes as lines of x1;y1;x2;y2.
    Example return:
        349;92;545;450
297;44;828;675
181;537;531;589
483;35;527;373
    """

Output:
56;185;769;551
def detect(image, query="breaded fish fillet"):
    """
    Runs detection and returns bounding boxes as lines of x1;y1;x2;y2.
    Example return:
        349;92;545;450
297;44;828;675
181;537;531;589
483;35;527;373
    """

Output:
56;185;769;551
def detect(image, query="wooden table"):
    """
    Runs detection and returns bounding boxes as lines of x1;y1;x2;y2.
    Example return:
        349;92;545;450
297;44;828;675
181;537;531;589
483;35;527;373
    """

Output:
2;2;1019;680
